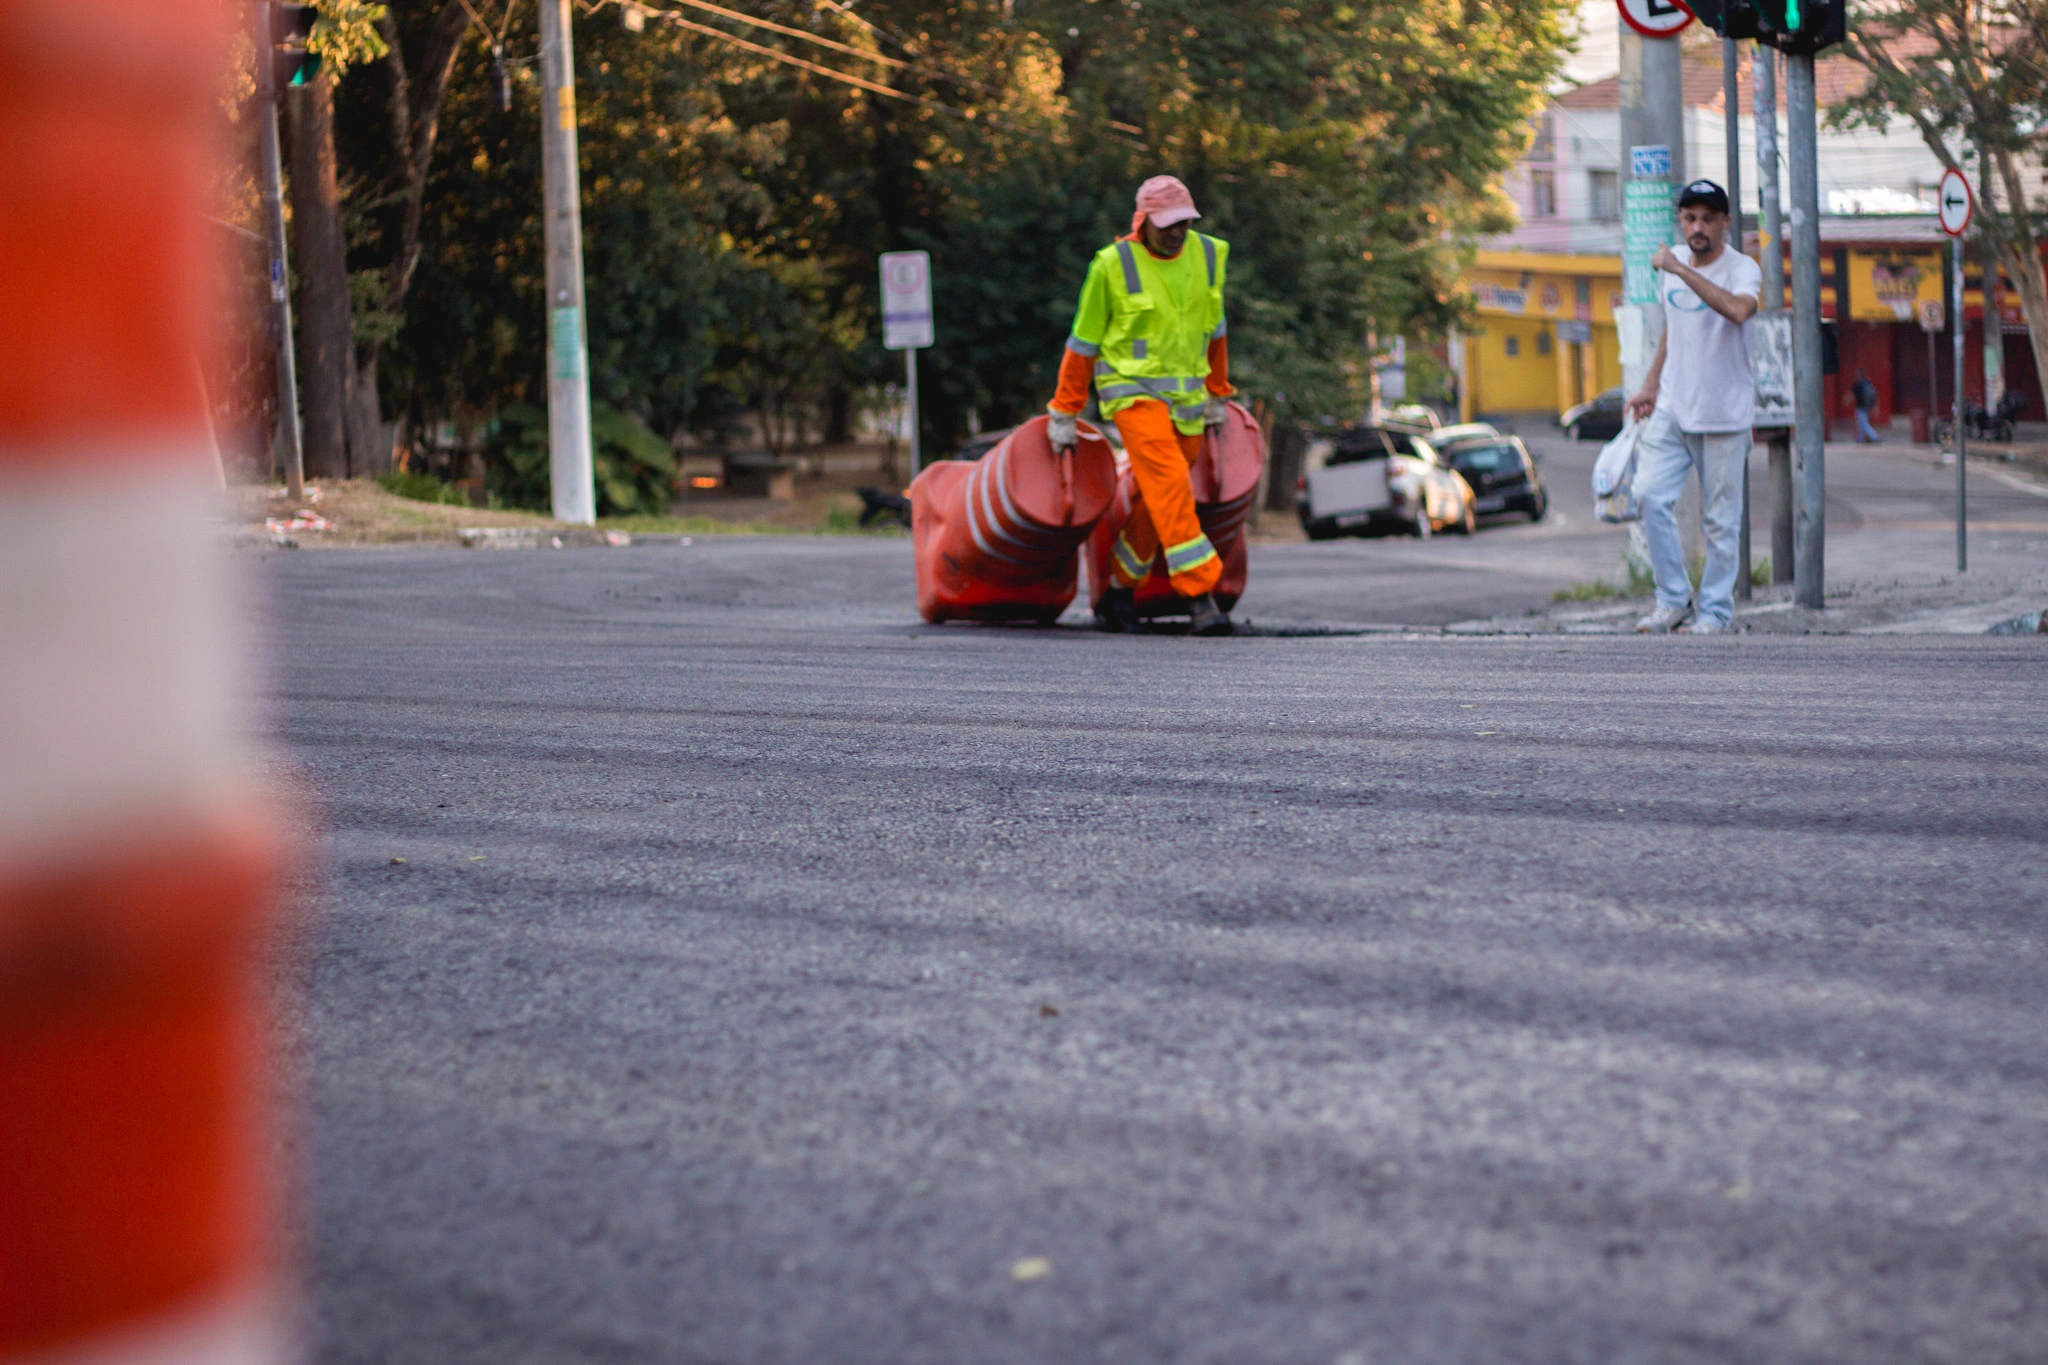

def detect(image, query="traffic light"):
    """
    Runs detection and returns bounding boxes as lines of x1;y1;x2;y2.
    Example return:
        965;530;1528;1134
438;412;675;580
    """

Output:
271;3;321;93
1691;0;1842;49
1684;0;1762;39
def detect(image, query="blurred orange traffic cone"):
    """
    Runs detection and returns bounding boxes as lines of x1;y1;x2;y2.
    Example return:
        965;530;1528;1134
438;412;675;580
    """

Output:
0;4;290;1361
911;415;1118;624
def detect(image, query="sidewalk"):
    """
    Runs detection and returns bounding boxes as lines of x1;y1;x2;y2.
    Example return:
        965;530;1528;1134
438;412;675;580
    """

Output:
1447;439;2048;636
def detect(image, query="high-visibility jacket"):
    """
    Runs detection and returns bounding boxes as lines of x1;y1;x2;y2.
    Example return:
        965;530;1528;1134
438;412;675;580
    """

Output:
1064;233;1229;435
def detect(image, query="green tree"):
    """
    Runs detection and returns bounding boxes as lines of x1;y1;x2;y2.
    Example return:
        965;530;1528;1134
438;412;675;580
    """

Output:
1836;2;2048;410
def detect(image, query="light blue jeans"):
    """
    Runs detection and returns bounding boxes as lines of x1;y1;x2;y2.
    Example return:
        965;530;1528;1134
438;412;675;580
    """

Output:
1855;408;1879;443
1636;409;1750;628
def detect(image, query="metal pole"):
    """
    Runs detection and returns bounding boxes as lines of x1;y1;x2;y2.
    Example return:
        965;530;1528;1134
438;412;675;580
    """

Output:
1786;52;1825;608
538;0;596;524
1954;236;1967;570
1755;44;1794;584
905;347;921;478
1619;31;1687;397
1726;37;1752;600
255;2;305;501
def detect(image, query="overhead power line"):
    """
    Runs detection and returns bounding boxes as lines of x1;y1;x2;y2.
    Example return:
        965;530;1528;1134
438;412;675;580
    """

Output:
660;0;1006;98
658;10;1026;129
646;4;1145;144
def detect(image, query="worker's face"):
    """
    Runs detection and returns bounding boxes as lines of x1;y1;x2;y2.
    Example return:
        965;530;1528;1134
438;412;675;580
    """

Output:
1680;205;1727;256
1142;216;1191;257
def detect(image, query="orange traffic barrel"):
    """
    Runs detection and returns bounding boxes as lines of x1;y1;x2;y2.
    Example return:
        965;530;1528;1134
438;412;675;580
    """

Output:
1086;399;1266;617
912;415;1118;623
0;3;290;1361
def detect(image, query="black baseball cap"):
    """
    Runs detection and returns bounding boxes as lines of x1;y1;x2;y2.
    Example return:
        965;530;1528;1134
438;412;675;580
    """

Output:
1676;179;1730;214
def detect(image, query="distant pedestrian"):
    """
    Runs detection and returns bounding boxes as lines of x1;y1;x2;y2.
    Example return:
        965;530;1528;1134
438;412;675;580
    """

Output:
1626;180;1762;635
1851;370;1880;443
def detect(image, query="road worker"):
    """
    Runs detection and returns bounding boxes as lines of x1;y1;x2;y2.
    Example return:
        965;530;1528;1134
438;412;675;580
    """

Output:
1046;175;1235;635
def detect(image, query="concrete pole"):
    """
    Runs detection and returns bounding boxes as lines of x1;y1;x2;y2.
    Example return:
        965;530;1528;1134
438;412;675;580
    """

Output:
1619;30;1687;396
538;0;596;525
255;2;305;500
1786;52;1825;608
1754;44;1794;584
1725;38;1752;600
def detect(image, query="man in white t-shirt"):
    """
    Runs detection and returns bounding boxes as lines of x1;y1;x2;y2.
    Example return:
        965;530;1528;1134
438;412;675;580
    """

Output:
1625;180;1762;634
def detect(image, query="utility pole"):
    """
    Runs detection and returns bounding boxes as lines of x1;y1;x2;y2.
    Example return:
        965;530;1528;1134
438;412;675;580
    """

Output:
1754;45;1794;585
1786;52;1825;608
1725;36;1751;600
255;1;305;500
539;0;596;525
1618;24;1687;398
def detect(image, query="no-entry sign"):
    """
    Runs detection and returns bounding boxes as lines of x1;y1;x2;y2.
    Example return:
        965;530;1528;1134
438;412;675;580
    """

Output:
880;251;933;350
1618;0;1694;38
1937;168;1973;237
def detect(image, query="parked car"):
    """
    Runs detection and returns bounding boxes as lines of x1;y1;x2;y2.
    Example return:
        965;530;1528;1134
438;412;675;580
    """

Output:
1297;426;1476;540
1560;387;1626;441
1434;431;1548;522
1428;421;1502;447
946;428;1012;462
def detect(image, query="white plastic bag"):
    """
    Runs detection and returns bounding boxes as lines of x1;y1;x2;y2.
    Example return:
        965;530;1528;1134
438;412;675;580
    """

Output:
1591;416;1643;524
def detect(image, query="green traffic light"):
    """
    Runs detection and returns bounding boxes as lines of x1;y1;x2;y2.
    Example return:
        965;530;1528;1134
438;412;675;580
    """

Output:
1786;0;1801;27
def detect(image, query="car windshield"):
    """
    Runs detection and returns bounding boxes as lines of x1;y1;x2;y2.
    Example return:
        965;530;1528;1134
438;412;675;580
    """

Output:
1327;427;1427;465
1447;443;1520;470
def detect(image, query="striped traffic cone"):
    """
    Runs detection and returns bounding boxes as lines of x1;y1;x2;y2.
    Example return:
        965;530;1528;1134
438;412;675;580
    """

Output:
1;3;290;1361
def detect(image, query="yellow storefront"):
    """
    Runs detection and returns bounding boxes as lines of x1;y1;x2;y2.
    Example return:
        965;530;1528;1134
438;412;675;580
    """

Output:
1459;251;1624;422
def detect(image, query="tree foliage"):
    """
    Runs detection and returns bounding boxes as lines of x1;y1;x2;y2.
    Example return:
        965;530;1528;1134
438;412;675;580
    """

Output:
1835;1;2048;407
328;0;1569;465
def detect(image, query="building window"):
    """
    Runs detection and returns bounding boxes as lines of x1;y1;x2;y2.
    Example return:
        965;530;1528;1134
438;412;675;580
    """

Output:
1525;113;1554;162
1536;329;1553;356
1590;170;1619;222
1505;335;1521;358
1531;170;1558;218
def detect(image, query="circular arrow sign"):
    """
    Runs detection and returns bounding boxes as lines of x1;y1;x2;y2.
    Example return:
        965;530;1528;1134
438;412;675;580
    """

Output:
1938;168;1973;236
1618;0;1695;38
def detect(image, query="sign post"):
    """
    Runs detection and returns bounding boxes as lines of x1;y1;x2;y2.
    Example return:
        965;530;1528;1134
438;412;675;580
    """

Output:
880;251;934;481
1939;166;1971;572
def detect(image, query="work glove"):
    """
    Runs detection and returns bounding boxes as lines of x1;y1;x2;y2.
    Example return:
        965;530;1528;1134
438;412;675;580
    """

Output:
1202;395;1231;429
1047;408;1079;452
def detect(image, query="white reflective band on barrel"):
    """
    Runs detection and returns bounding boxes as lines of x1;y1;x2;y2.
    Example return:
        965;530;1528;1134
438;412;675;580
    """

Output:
963;454;1028;566
23;1287;280;1365
0;464;248;866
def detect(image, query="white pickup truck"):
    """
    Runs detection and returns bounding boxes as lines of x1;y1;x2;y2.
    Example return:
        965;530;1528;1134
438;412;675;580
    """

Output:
1296;426;1475;540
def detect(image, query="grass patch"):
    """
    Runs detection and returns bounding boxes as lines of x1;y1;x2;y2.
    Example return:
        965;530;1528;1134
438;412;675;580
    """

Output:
1552;579;1627;602
598;514;795;536
375;471;469;506
819;505;909;536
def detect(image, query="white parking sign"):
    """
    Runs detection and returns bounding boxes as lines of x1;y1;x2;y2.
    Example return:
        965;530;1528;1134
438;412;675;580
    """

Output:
880;251;933;351
1618;0;1694;37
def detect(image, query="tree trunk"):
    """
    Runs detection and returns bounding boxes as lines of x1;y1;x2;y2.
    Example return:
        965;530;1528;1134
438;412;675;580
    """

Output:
348;350;392;477
287;74;354;479
1990;148;2048;422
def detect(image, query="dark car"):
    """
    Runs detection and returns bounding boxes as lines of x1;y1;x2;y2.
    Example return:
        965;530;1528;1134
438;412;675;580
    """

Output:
1560;386;1626;441
1434;432;1547;522
947;428;1013;462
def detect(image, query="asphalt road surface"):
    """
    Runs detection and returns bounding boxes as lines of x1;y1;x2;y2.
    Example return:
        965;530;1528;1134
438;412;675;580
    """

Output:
269;536;2048;1364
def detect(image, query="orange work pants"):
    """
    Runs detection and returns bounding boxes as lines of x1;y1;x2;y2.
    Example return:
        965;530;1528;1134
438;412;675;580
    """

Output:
1108;400;1221;596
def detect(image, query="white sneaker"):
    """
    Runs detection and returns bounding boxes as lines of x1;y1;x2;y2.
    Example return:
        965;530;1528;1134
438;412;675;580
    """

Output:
1635;601;1694;634
1684;617;1732;635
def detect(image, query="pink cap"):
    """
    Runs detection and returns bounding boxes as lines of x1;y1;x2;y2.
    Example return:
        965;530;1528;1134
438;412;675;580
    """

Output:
1131;175;1200;236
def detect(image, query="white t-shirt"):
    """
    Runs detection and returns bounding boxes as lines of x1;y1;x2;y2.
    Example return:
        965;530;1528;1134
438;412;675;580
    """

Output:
1656;244;1763;432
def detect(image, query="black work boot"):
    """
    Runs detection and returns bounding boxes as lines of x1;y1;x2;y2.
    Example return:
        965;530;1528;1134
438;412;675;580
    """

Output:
1185;593;1232;637
1095;586;1138;633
